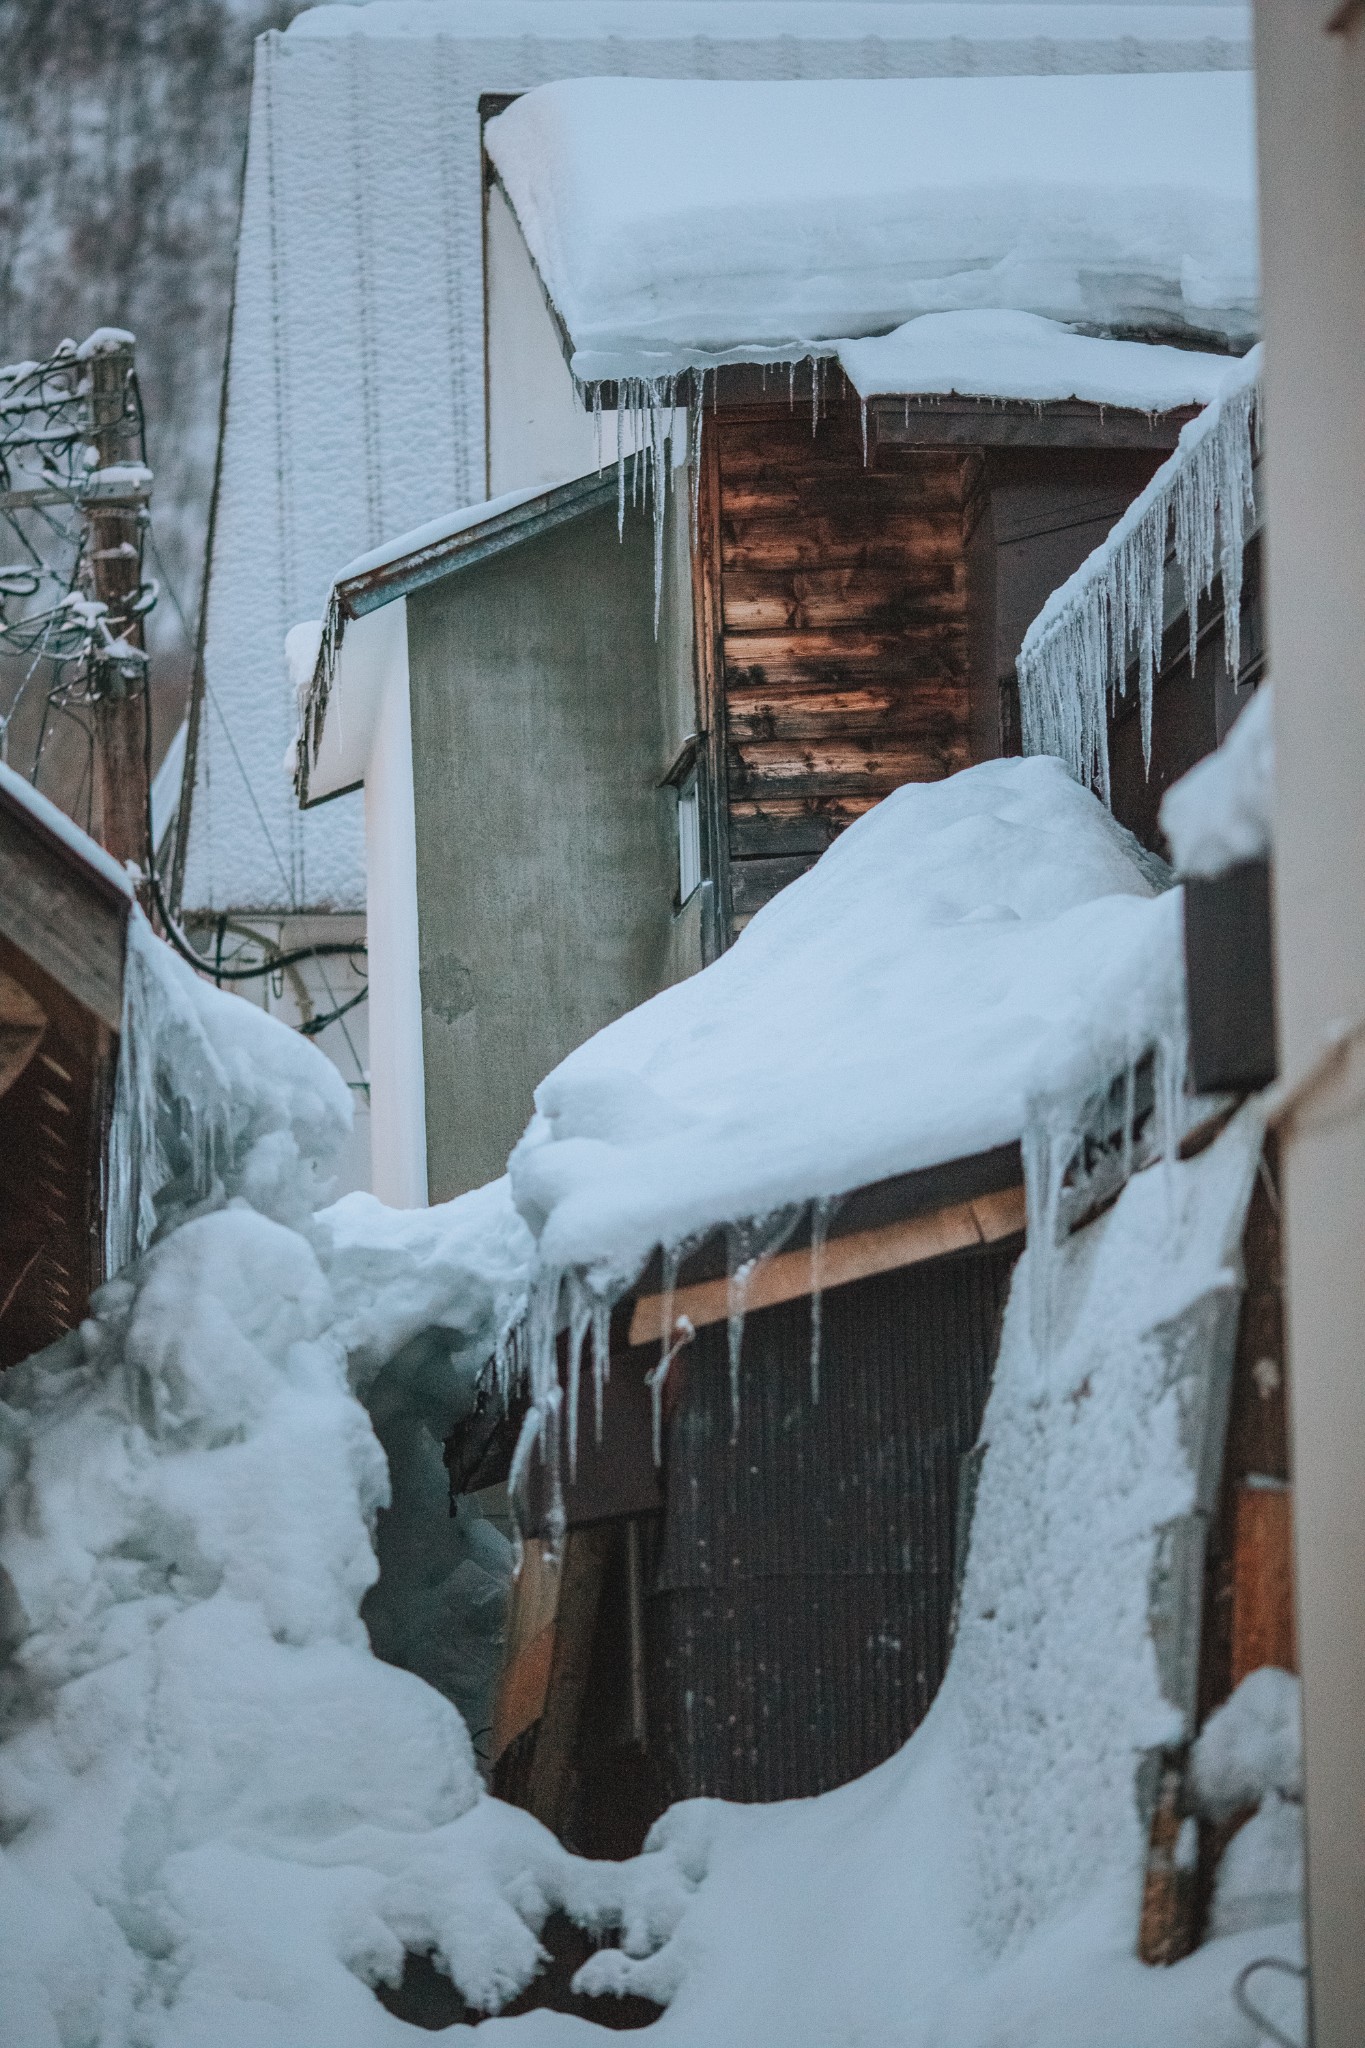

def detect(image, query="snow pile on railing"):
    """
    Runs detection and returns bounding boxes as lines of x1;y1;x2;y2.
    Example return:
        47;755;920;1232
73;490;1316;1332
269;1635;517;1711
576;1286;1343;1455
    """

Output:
1160;681;1273;877
1017;347;1261;803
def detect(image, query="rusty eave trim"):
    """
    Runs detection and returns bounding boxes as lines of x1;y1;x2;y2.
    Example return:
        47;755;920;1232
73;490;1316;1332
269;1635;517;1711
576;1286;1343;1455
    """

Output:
294;468;620;806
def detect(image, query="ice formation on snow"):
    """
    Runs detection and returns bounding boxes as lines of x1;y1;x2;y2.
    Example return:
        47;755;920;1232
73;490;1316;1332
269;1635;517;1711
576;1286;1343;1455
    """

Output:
105;911;355;1276
1161;681;1273;876
1017;348;1262;804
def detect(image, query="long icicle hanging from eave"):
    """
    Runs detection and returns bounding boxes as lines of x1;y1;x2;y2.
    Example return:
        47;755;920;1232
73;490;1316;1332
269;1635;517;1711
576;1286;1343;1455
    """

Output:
1016;345;1262;806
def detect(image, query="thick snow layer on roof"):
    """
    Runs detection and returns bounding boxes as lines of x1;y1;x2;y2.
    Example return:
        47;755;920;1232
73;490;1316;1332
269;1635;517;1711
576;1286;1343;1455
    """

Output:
1161;682;1272;875
297;1;1252;44
485;72;1258;385
839;310;1239;408
187;4;1250;916
509;755;1178;1285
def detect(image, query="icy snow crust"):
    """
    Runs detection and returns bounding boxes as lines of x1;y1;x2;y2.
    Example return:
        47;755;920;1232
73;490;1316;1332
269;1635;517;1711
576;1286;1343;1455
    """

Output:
510;756;1178;1287
839;309;1238;409
485;72;1258;386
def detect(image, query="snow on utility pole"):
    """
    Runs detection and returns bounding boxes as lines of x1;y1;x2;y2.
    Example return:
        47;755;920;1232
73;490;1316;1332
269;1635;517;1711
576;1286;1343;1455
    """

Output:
80;331;153;874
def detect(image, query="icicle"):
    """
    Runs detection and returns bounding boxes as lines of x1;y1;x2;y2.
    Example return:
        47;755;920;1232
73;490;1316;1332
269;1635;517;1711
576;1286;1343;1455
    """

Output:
810;354;820;436
726;1238;755;1441
859;398;869;467
590;1286;613;1444
647;1313;694;1465
722;1207;801;1436
652;391;670;634
808;1194;838;1404
564;1274;592;1482
1016;349;1261;805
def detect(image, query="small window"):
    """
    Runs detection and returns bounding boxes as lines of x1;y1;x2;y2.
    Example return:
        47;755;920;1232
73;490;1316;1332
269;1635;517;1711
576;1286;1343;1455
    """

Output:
676;767;702;906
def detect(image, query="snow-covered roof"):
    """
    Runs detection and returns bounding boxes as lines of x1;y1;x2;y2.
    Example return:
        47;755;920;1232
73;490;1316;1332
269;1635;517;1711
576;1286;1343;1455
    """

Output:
509;754;1181;1285
485;72;1258;386
185;0;1251;917
0;758;135;902
838;310;1241;411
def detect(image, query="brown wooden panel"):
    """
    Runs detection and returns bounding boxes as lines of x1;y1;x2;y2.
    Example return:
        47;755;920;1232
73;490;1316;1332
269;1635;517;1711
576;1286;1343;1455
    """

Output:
1231;1483;1297;1685
729;737;967;799
0;931;114;1369
727;684;970;746
722;564;962;632
704;395;976;948
729;794;881;858
720;516;967;574
729;854;814;917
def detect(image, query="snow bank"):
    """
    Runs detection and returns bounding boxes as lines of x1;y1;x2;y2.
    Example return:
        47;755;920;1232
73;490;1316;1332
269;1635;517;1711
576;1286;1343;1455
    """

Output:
1161;683;1273;875
1017;348;1261;803
0;931;643;2047
550;1107;1303;2047
485;72;1258;387
839;309;1238;410
510;755;1177;1288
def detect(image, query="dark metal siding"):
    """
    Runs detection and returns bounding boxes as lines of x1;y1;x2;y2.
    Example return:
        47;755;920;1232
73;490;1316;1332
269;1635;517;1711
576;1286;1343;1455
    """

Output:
647;1236;1019;1803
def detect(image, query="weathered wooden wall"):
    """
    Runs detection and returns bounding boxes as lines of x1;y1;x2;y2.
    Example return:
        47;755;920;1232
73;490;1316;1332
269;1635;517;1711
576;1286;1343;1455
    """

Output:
698;394;982;929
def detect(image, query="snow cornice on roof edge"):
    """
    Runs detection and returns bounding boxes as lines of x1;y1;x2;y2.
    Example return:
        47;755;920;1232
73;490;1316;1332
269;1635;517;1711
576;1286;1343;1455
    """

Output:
484;73;1259;389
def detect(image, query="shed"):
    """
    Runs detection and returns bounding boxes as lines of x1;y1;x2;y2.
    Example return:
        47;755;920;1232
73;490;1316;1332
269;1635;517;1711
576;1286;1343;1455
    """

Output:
0;764;133;1368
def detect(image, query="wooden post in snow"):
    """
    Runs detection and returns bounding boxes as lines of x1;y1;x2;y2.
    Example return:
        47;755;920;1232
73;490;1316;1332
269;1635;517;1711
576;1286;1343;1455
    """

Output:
82;334;151;876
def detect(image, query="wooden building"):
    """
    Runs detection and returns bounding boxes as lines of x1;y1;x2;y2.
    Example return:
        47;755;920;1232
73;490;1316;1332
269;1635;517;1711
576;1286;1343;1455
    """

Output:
0;764;133;1369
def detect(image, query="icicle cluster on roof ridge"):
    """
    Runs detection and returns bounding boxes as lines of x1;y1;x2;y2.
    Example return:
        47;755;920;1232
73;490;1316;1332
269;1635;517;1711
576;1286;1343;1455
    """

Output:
1016;346;1261;805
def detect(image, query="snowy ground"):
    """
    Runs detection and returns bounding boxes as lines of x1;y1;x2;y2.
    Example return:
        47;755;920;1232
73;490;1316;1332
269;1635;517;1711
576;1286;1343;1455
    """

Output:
0;792;1303;2045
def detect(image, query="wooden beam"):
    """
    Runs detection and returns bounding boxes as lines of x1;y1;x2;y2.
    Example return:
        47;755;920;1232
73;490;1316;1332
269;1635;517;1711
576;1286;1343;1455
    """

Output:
871;397;1199;451
628;1183;1025;1347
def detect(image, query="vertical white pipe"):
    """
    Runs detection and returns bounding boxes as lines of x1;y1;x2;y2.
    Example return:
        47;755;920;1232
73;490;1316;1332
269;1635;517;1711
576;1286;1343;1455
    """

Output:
364;601;428;1208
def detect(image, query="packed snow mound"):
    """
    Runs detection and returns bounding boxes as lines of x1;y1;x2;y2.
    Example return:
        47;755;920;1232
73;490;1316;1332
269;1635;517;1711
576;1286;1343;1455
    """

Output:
1191;1665;1302;1818
485;72;1258;383
511;755;1178;1282
1161;683;1273;876
839;309;1240;410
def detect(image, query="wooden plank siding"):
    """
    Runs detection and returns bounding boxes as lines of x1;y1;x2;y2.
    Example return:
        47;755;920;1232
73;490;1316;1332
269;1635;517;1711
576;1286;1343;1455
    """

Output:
701;395;983;931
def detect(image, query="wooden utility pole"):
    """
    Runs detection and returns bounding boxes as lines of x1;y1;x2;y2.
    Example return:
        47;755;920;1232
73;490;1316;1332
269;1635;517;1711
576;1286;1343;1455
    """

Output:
82;334;152;875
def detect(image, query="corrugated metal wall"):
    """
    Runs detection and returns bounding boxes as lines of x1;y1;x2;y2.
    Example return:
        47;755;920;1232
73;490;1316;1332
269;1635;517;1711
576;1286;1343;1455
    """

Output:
647;1236;1020;1803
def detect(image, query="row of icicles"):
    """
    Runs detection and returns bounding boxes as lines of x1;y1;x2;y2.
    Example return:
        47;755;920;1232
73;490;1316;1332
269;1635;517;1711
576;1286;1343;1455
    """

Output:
500;1012;1189;1566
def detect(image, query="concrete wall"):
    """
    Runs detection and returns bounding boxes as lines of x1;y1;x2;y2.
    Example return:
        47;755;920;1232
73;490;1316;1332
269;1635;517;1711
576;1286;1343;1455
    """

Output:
407;498;676;1200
